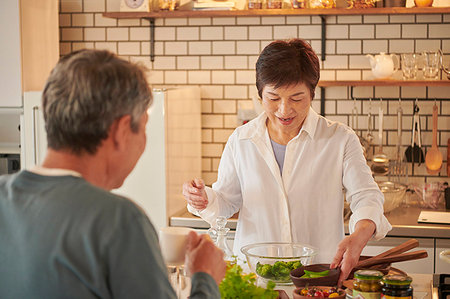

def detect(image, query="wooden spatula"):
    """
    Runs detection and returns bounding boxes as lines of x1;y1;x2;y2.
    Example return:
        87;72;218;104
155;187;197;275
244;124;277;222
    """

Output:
356;250;428;268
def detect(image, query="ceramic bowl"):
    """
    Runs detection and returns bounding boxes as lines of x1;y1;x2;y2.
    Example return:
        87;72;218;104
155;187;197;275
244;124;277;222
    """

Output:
293;286;346;299
240;242;317;285
290;264;340;288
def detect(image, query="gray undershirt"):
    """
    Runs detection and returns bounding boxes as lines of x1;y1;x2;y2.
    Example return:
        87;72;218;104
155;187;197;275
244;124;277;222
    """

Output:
270;139;287;174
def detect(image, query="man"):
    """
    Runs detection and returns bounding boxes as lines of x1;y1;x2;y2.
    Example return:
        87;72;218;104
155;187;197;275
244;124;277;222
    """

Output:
0;49;226;298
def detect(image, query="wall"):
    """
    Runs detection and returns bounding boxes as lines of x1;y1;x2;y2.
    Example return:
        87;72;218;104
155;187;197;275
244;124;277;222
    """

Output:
59;0;450;186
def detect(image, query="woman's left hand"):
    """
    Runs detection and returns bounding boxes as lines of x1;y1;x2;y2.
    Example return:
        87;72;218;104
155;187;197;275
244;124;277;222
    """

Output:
330;219;376;286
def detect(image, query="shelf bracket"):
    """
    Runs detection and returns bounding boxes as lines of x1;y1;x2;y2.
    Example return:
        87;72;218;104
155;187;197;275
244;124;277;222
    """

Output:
320;15;326;61
320;86;325;116
144;18;156;62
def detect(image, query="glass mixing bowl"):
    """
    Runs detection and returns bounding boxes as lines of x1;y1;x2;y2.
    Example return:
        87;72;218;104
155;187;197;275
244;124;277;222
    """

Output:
241;242;317;285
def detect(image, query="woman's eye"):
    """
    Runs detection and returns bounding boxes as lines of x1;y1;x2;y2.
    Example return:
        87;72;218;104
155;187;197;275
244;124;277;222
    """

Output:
268;98;279;101
291;98;303;102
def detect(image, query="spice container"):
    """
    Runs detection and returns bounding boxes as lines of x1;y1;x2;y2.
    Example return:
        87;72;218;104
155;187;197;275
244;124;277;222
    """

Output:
353;270;383;299
248;0;263;9
381;274;413;299
267;0;283;8
292;0;306;8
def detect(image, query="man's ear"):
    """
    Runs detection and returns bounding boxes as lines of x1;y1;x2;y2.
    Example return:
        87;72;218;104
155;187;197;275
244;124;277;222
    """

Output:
110;115;132;151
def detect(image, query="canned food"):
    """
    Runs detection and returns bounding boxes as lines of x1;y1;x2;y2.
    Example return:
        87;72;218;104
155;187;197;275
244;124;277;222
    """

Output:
381;274;413;299
353;270;383;299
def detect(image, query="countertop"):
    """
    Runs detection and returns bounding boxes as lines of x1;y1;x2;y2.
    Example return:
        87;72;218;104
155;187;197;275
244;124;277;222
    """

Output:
170;193;450;239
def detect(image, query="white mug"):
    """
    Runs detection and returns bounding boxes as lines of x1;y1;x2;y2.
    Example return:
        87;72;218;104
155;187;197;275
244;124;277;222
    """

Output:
159;227;193;266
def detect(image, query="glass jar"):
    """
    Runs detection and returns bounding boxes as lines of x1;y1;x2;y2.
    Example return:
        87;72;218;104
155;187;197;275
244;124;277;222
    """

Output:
208;216;234;262
353;270;384;299
267;0;283;8
381;274;413;299
248;0;263;9
159;0;180;11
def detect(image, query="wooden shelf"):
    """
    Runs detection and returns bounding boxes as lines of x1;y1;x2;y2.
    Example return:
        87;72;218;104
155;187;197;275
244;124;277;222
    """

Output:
103;7;450;19
318;80;450;87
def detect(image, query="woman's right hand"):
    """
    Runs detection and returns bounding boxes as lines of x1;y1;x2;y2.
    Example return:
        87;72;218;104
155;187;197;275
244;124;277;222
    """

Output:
182;178;209;210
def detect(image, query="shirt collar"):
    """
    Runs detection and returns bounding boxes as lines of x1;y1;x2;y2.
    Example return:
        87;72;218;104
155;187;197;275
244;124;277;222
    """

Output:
30;166;82;177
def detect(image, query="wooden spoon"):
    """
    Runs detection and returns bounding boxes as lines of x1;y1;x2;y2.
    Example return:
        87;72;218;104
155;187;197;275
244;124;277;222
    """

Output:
355;239;419;268
425;103;443;175
356;250;428;268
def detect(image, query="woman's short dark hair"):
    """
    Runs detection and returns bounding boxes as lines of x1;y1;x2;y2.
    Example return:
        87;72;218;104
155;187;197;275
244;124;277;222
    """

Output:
256;39;320;99
42;49;152;155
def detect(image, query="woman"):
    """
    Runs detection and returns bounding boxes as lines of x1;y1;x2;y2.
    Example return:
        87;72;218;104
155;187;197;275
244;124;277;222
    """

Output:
183;39;391;283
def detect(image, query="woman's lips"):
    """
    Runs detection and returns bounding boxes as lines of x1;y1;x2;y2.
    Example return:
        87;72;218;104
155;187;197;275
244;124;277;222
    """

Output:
278;116;294;125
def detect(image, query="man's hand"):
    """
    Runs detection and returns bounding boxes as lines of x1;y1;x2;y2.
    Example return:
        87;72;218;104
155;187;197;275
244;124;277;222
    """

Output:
185;231;226;285
182;179;208;210
330;219;376;286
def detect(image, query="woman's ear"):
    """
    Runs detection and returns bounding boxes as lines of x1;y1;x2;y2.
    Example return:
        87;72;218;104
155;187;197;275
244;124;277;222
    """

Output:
110;115;133;152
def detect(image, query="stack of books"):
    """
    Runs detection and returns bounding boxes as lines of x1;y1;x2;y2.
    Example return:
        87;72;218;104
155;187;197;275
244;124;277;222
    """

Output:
192;0;236;10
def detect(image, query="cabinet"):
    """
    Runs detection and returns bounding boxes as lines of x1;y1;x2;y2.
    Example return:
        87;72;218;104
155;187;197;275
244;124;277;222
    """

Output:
435;239;450;274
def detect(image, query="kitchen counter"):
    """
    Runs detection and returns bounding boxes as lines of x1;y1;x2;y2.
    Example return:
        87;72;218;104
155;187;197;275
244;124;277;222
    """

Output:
170;196;450;239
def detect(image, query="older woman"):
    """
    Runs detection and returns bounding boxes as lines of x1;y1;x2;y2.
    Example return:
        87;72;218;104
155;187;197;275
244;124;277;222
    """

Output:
183;38;391;283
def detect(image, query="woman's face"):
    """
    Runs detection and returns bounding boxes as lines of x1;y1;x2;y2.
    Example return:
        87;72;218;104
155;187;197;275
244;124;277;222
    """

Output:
261;82;312;140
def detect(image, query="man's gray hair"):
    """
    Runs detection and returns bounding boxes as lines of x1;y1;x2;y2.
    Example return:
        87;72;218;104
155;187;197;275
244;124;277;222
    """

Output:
42;49;152;154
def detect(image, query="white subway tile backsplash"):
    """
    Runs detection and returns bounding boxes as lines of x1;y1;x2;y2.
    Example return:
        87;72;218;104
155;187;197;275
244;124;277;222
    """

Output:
201;56;224;69
363;15;389;24
416;14;442;23
60;42;71;55
130;28;150;41
61;0;82;12
374;86;400;98
389;14;415;24
212;158;221;171
202;100;213;113
236;70;255;84
153;56;176;70
213;129;234;142
429;24;450;38
350;25;374;39
337;15;362;24
202;157;212;171
400;86;427;99
326;25;348;39
310;40;336;55
202;115;224;128
237;17;261;25
225;26;248;40
60;14;72;27
444;14;450;22
213;17;236;25
319;70;336;80
201;27;224;40
236;41;260;54
107;28;128;41
83;0;105;12
298;25;321;39
72;42;94;51
189;18;212;26
189;41;212;55
72;13;93;27
336;69;362;80
249;26;273;40
428;86;450;99
402;24;427;38
225;56;248;69
118;42;140;55
212;71;235;84
225;85;248;99
165;71;187;84
286;16;311;24
84;28;105;41
349;55;371;69
415;39;441;52
178;56;200;69
165;18;188;26
363;40;388;54
165;41;188;55
118;18;140;26
202;143;224;157
61;28;83;41
212;41;235;55
94;13;116;26
213;100;236;114
376;24;401;39
188;70;211;84
442;40;450;52
324;86;348;100
154;41;164;55
177;27;199;41
337;100;355;114
336;40;361;54
94;42;116;53
155;27;176;41
273;26;297;40
323;55;348;69
261;16;286;25
389;39;415;54
201;85;224;99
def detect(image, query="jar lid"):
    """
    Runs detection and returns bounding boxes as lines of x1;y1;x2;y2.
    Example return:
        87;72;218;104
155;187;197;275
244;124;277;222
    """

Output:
354;270;384;280
382;274;412;286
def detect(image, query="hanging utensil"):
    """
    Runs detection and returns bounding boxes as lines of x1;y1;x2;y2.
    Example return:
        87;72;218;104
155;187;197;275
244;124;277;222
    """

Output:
366;98;374;157
389;98;408;184
351;98;369;158
371;98;389;175
405;99;425;171
425;101;443;175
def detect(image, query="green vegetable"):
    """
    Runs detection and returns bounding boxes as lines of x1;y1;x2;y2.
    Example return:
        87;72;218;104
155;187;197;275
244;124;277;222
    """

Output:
255;260;303;282
300;269;330;278
219;263;278;299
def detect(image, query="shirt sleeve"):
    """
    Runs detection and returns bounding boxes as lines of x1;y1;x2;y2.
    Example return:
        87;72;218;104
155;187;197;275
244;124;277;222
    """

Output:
190;272;221;299
342;131;392;240
187;131;243;226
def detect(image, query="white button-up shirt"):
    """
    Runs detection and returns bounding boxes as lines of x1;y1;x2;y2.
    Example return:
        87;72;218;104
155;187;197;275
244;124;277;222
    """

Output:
188;108;392;263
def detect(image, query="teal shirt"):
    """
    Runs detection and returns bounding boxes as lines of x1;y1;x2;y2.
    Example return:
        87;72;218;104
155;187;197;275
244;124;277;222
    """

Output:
0;171;219;299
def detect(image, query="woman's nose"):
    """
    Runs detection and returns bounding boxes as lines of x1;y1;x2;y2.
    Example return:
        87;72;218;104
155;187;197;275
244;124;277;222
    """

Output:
278;99;291;114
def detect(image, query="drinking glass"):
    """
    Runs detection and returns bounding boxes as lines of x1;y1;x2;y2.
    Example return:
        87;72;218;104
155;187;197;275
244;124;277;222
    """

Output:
422;51;440;80
401;53;418;80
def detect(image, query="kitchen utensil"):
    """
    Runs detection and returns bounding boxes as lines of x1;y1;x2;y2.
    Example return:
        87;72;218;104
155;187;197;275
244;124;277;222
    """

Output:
366;53;399;79
366;99;374;156
290;264;340;287
356;250;428;269
377;181;407;213
405;100;424;170
389;99;408;184
371;99;389;175
425;102;443;175
355;239;419;269
447;138;450;177
351;99;369;158
240;242;317;285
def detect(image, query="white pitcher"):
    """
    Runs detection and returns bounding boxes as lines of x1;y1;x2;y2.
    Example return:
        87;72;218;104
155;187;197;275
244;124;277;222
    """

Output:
366;52;399;79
